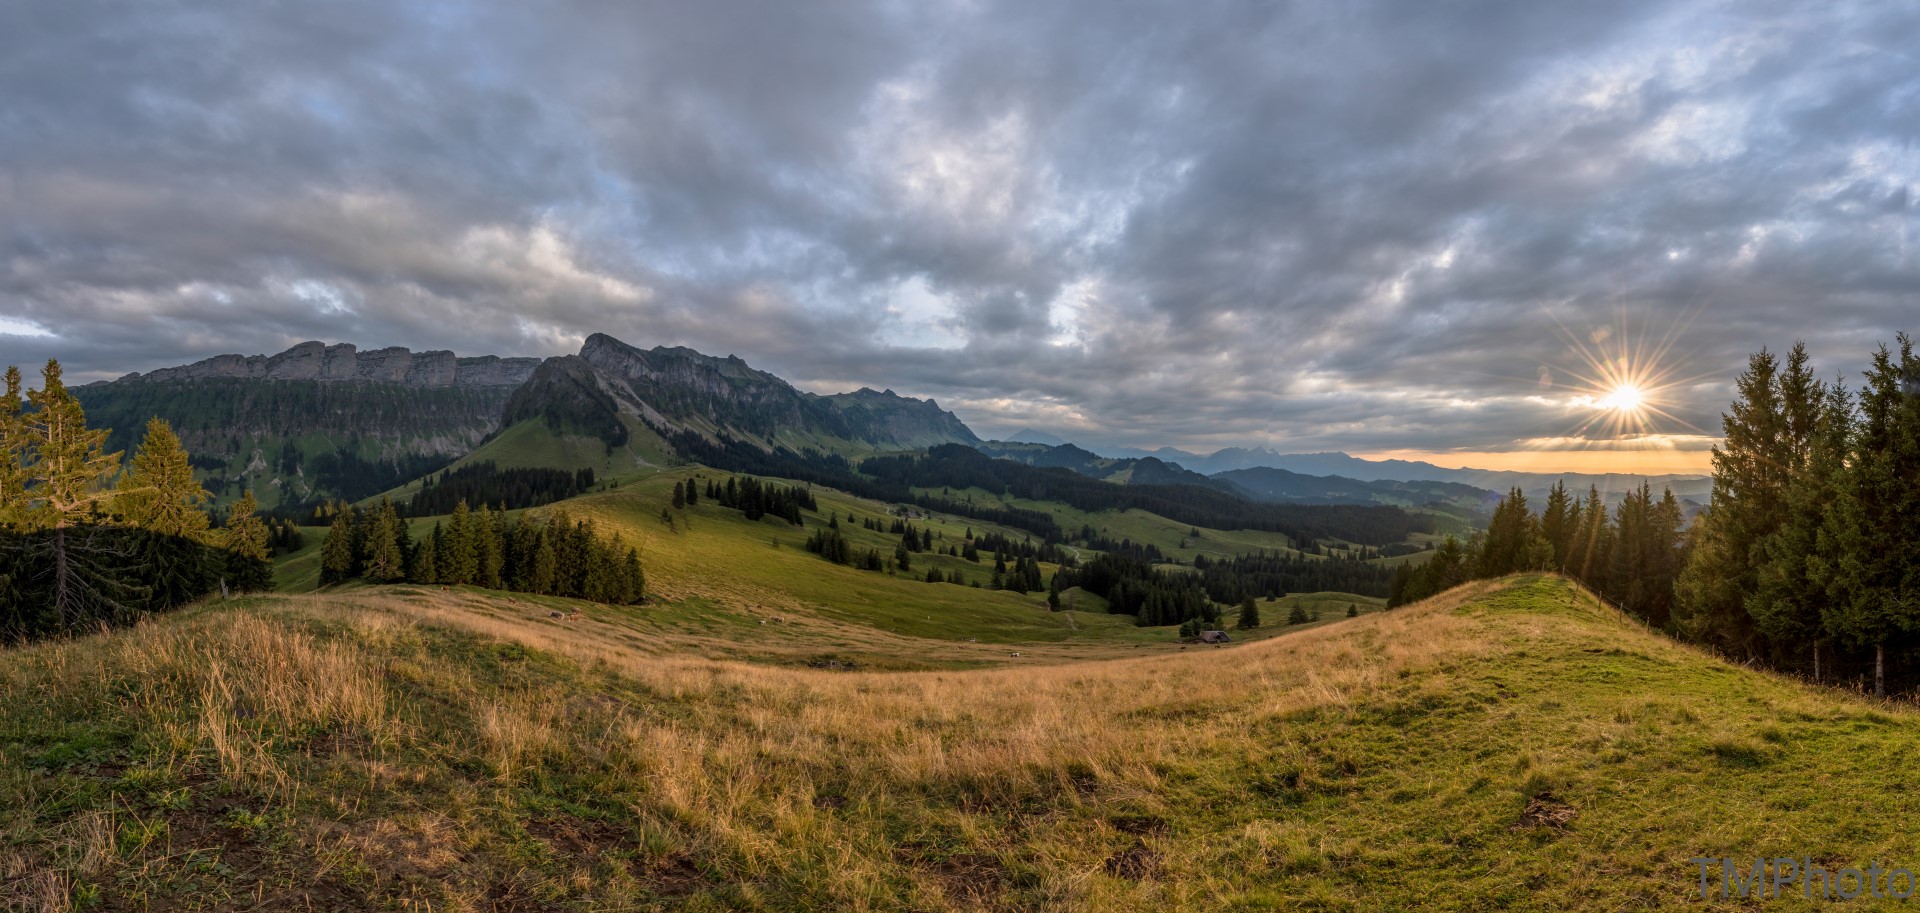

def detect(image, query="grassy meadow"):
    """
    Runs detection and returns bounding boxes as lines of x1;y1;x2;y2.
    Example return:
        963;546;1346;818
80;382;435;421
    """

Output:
6;574;1920;910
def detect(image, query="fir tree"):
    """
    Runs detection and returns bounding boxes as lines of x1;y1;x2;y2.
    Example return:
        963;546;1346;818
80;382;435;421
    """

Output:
21;360;121;529
441;500;479;585
1236;596;1260;630
221;490;274;593
320;506;356;586
113;417;212;541
361;498;407;582
1814;336;1920;696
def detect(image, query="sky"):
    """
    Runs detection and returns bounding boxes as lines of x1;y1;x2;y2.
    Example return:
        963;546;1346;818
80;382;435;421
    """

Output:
4;1;1917;473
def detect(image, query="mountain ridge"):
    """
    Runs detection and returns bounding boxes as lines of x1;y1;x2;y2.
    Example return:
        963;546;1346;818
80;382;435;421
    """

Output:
100;340;543;389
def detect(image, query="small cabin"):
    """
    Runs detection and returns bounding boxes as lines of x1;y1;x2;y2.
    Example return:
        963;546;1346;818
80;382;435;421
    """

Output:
1199;630;1232;644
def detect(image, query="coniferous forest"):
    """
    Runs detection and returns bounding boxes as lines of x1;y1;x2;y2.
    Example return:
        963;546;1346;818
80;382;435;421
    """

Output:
1;361;273;641
1388;336;1920;695
318;498;645;605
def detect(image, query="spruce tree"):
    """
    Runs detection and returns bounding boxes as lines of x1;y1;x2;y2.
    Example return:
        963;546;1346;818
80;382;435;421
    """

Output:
222;490;274;593
441;500;479;585
1674;348;1791;657
21;360;121;529
320;507;356;586
672;481;686;509
1236;596;1260;630
0;366;28;529
1540;481;1574;570
113;417;212;541
362;498;407;582
475;505;505;589
1814;336;1920;696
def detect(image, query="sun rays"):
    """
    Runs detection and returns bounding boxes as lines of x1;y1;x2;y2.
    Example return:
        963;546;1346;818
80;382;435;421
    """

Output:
1542;310;1720;447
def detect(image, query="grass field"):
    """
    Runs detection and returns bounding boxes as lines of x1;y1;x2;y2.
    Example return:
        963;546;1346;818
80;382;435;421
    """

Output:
291;465;1389;657
8;575;1920;910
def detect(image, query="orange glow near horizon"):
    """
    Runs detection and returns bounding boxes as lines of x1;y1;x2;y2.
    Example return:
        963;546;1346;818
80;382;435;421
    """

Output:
1353;448;1713;476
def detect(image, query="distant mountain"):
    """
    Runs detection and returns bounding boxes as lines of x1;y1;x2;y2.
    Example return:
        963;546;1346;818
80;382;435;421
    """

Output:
1215;466;1498;510
1073;441;1712;500
75;342;543;509
973;441;1228;490
499;333;981;456
1003;427;1068;446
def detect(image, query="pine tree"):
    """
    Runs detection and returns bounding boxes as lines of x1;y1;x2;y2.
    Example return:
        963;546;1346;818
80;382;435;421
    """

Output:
1236;596;1260;630
1814;336;1920;696
1286;604;1310;625
1540;481;1574;569
411;533;439;584
362;498;407;582
113;417;213;541
221;490;274;593
0;365;30;529
475;505;505;589
441;500;478;585
320;506;356;586
1674;347;1791;657
1476;487;1532;578
1750;351;1845;673
530;531;558;594
21;360;121;529
672;481;686;509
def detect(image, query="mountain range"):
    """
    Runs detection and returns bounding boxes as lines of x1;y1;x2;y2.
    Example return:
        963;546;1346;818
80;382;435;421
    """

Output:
73;333;1709;517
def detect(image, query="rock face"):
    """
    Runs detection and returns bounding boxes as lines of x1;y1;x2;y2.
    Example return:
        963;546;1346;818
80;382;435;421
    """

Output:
117;342;542;388
503;333;980;451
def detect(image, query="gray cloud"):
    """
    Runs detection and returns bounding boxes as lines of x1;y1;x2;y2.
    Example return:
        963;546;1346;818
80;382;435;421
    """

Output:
3;0;1916;461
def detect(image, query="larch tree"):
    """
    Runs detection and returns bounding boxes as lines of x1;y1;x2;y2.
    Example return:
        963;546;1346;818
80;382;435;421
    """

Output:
222;490;275;593
22;360;122;529
114;417;212;541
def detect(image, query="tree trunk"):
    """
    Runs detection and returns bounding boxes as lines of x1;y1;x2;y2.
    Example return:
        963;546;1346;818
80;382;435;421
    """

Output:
1876;643;1885;698
1813;641;1820;683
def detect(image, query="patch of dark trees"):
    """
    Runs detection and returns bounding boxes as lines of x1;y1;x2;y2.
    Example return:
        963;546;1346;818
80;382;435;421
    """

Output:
1;527;270;642
665;431;1063;539
406;461;595;517
1052;552;1218;628
1191;551;1396;601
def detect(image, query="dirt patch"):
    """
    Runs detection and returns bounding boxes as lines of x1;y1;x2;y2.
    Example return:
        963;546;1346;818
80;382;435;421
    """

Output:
1103;840;1161;881
629;854;707;898
895;848;1005;905
1514;792;1578;831
1108;815;1168;837
524;814;629;857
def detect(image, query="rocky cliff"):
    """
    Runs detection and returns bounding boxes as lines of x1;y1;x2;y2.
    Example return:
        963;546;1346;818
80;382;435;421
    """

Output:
114;342;542;388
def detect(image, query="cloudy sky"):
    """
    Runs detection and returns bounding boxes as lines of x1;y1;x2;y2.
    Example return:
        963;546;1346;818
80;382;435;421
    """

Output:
5;1;1917;471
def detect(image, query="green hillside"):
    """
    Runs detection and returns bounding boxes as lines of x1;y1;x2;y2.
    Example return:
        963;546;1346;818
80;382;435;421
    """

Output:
7;575;1918;910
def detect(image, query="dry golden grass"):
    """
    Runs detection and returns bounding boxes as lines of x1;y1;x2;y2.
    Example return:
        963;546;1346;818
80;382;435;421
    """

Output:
10;575;1915;910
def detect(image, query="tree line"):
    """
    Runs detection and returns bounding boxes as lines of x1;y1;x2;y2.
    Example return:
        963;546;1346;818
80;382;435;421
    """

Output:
1193;550;1398;602
406;462;595;516
1386;336;1920;697
860;445;1432;546
2;361;272;641
1676;338;1919;695
320;498;645;605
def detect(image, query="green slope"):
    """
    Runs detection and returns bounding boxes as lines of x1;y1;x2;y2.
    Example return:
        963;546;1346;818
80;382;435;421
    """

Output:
9;576;1920;910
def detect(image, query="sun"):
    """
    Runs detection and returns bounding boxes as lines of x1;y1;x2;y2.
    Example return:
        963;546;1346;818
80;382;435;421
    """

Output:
1598;383;1644;414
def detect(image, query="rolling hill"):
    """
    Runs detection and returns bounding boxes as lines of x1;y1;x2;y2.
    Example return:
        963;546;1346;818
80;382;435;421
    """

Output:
8;573;1915;910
